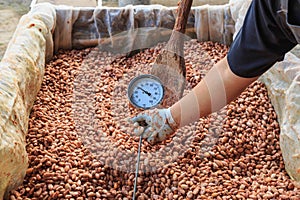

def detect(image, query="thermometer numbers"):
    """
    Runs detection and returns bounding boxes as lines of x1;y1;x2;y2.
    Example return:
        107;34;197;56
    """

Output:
128;75;164;109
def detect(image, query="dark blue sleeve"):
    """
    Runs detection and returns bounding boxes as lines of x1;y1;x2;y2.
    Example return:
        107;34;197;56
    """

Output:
227;0;298;78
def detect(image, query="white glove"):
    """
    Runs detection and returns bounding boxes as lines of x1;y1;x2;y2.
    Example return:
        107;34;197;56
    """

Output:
130;108;178;143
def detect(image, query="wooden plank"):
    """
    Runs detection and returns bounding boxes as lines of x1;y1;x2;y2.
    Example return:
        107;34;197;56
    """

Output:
151;0;228;6
34;0;97;7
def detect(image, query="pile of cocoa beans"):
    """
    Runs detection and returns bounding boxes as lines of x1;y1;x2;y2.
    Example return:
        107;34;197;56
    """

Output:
9;40;300;199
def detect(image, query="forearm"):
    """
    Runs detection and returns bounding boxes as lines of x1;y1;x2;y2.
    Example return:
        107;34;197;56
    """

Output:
170;56;258;128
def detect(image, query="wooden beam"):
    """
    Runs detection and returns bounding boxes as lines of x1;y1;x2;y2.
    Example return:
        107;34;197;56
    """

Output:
32;0;97;7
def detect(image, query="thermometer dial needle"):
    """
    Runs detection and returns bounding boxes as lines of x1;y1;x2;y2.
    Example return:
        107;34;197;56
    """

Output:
137;86;151;96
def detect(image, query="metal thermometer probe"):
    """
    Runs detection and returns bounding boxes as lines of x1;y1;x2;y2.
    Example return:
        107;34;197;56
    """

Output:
133;134;143;200
132;120;147;200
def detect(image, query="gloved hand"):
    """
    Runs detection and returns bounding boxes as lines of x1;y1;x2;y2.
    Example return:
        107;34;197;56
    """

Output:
130;108;178;143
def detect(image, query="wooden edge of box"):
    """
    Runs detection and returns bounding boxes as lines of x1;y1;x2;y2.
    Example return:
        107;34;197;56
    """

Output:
31;0;98;7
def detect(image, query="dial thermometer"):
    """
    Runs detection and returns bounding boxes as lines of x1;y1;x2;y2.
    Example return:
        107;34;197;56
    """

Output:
127;74;164;200
127;74;164;109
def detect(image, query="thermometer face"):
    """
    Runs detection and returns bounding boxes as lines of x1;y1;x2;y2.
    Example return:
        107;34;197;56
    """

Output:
127;74;164;109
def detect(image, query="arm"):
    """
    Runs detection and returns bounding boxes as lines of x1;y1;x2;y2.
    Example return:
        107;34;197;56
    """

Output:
170;56;258;128
131;0;297;143
131;57;258;143
170;0;299;127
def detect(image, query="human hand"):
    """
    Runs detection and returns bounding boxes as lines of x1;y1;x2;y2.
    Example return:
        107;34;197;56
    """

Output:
130;108;178;143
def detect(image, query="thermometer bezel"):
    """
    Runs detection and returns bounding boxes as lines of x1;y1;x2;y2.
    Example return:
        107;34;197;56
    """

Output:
127;74;165;109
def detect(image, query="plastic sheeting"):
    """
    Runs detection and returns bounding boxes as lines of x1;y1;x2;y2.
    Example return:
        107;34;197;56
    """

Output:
0;3;55;199
259;53;300;181
53;4;234;52
228;0;251;39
